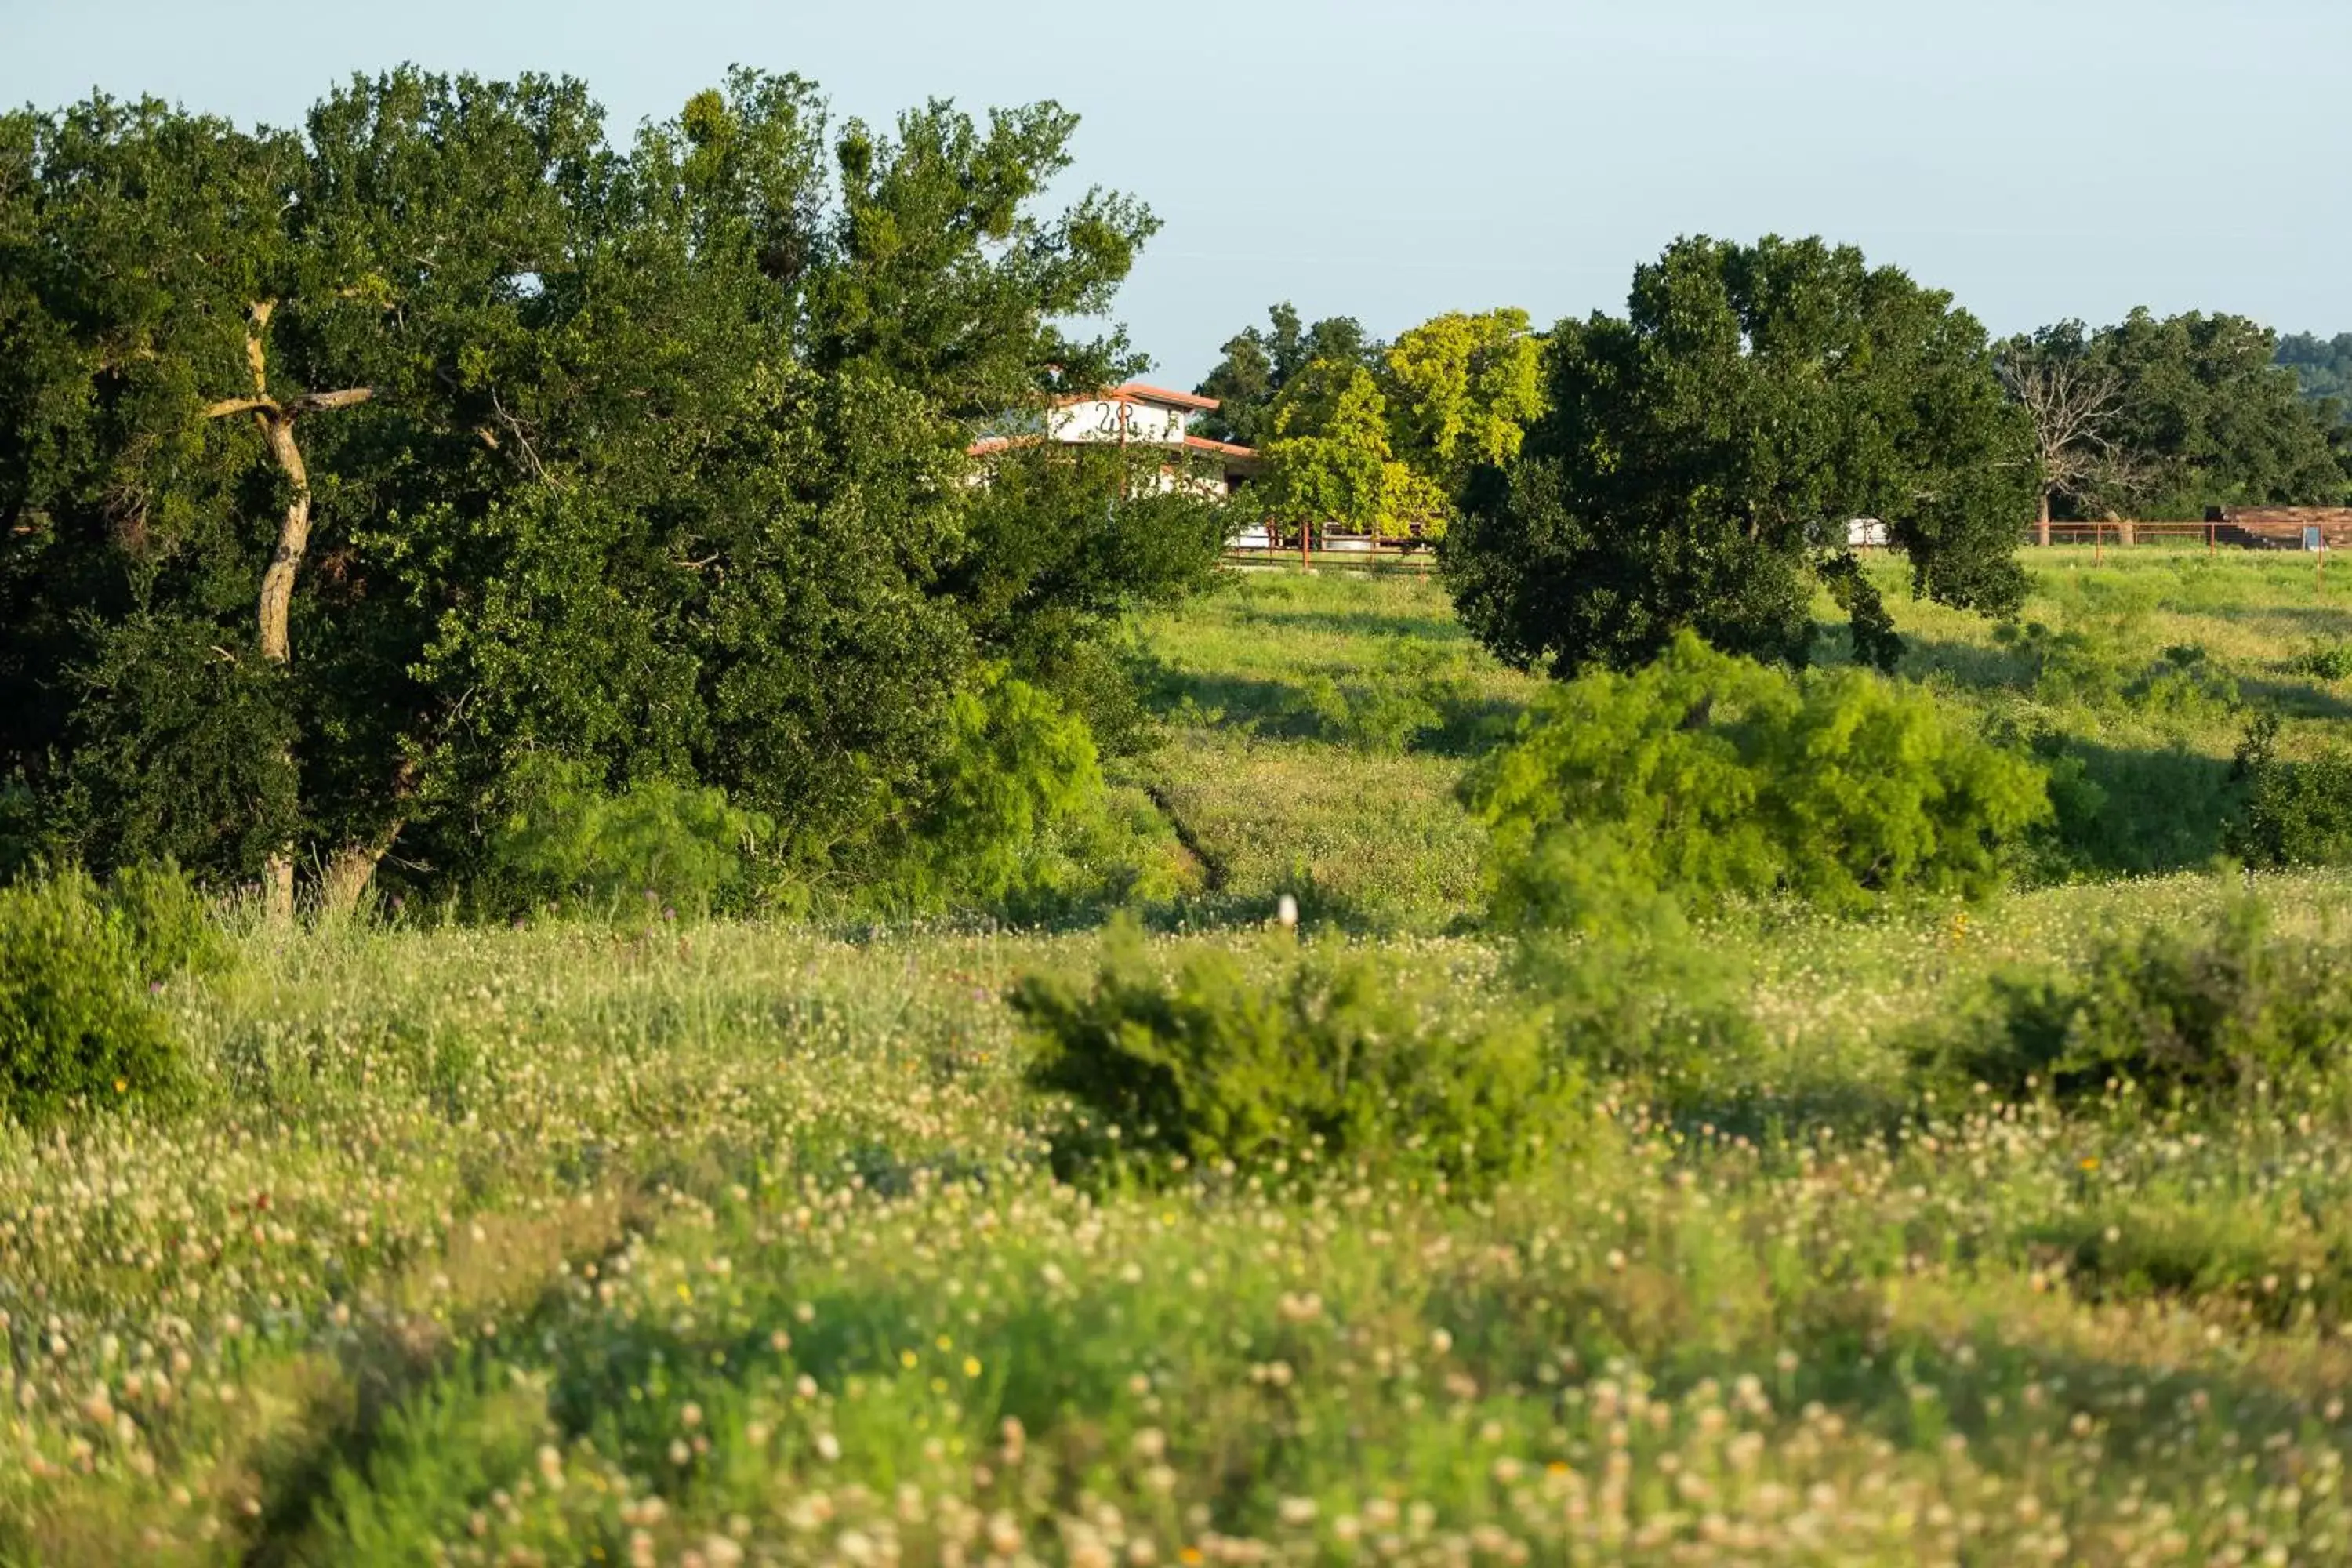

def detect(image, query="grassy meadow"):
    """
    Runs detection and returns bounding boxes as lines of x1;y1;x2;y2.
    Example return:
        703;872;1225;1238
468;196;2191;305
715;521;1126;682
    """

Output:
16;550;2352;1564
1135;546;2352;927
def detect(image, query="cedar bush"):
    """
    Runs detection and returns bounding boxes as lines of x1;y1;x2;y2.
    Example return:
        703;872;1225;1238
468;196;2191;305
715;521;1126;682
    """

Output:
0;866;199;1125
2224;712;2352;869
1466;631;2052;930
1012;921;1577;1189
1926;898;2352;1105
105;858;231;981
2292;641;2352;681
480;757;777;918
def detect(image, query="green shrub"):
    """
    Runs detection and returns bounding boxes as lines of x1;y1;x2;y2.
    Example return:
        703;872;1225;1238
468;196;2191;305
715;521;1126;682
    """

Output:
2011;720;2244;880
1466;631;2052;930
1034;633;1172;762
2024;1200;2352;1329
1512;923;1765;1094
1050;783;1203;909
2292;641;2352;681
1926;898;2352;1105
103;858;230;982
1998;619;2132;709
1289;641;1486;757
2131;644;2241;730
1997;621;2239;731
906;670;1102;902
2224;712;2352;869
876;665;1202;920
311;1364;552;1566
482;757;776;917
0;868;185;1124
1012;920;1577;1189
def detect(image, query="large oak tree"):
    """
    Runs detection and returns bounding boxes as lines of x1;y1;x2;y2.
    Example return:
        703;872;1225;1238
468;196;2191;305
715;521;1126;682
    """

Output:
2086;310;2348;517
0;67;1202;910
1442;236;2034;676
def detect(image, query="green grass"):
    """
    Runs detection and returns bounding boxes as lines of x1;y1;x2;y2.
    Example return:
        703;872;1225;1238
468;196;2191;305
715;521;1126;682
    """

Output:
1132;567;1538;928
15;552;2352;1563
1131;549;2352;927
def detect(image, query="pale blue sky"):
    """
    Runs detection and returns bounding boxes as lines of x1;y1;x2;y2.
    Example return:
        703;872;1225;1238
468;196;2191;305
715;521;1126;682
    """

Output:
4;0;2345;383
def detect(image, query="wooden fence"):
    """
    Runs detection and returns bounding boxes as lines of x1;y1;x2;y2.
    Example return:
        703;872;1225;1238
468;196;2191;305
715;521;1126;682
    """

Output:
1225;520;2329;574
2029;520;2352;565
2031;521;2227;557
1223;528;1436;571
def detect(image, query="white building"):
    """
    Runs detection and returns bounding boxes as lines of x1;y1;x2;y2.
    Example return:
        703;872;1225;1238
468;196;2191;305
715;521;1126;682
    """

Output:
969;383;1261;499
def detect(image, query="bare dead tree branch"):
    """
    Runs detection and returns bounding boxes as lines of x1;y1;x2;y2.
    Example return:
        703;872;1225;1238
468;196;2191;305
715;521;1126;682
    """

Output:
1997;346;2125;495
1997;339;2160;539
289;387;375;416
203;387;376;421
488;388;556;485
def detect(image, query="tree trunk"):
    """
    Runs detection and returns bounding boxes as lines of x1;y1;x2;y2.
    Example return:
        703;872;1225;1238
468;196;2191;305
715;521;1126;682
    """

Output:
254;411;311;926
256;412;313;664
263;855;296;925
202;301;372;927
2038;490;2052;548
319;832;398;922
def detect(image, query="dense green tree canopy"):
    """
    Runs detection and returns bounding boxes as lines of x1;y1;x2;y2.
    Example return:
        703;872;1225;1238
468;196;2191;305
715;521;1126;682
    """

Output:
1443;236;2035;677
2279;332;2352;423
940;440;1228;740
0;66;1208;909
1999;315;2350;524
1197;303;1541;541
1380;308;1545;495
1191;302;1372;447
1255;358;1446;540
2084;310;2348;517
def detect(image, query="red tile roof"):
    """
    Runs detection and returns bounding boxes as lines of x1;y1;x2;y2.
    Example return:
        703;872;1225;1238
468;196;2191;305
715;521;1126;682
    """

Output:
1183;434;1261;459
1116;382;1220;412
1052;383;1221;413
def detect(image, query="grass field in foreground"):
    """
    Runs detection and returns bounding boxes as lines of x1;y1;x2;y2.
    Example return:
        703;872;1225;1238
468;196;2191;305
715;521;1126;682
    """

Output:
13;554;2352;1563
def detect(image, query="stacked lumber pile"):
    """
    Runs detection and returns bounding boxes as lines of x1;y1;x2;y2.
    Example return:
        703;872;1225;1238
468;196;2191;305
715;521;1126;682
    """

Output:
2207;506;2352;548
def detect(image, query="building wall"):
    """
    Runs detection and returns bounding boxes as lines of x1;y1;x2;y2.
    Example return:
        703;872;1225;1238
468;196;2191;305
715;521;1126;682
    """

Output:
1115;464;1229;499
1047;398;1189;446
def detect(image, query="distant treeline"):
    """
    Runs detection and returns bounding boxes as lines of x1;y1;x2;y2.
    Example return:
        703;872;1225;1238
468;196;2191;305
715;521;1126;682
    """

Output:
1200;301;2352;540
1998;311;2350;524
1196;241;2352;685
2281;332;2352;420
